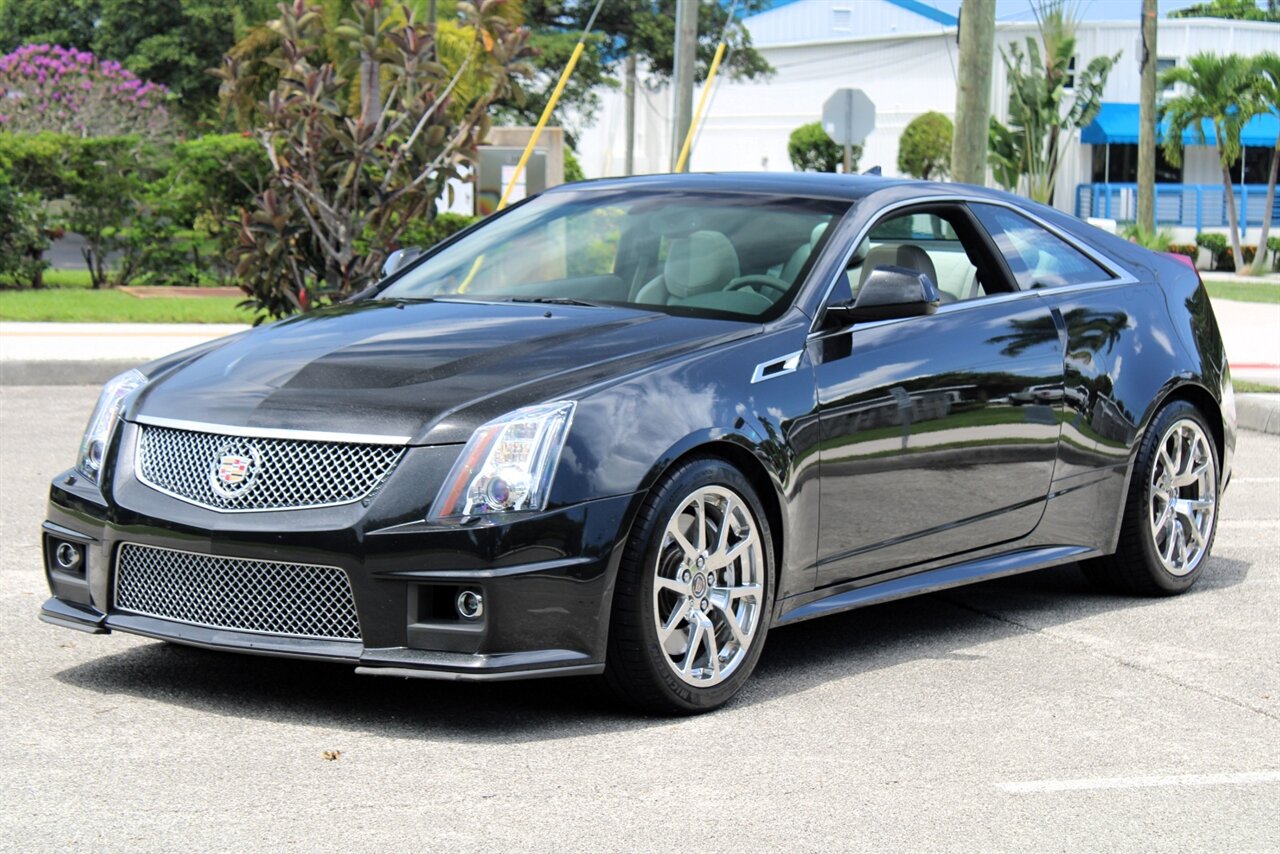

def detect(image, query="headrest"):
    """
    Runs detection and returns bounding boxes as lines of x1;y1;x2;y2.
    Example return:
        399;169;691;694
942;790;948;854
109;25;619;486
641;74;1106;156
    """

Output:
809;221;829;248
664;230;740;298
859;243;938;288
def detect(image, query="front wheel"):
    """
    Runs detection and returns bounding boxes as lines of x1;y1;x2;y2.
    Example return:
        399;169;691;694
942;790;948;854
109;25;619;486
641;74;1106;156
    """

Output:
604;458;774;714
1081;400;1220;595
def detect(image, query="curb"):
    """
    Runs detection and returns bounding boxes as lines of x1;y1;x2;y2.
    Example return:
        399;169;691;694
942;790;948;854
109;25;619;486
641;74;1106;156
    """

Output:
0;360;143;386
1237;394;1280;436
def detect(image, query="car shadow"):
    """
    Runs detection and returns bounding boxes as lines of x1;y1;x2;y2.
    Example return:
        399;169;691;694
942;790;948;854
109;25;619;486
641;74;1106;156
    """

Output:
52;557;1252;741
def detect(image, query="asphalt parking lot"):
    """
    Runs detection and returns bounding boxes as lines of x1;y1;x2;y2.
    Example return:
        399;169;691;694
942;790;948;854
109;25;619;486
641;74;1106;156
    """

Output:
1;385;1277;852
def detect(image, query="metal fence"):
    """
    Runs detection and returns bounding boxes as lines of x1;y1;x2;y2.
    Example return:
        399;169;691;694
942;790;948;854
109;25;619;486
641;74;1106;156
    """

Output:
1074;183;1279;231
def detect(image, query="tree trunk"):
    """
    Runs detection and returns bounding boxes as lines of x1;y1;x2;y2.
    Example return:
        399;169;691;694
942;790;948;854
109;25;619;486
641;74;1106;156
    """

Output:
625;54;637;176
951;0;997;185
1137;0;1158;234
1221;159;1245;275
1250;139;1279;275
670;0;698;171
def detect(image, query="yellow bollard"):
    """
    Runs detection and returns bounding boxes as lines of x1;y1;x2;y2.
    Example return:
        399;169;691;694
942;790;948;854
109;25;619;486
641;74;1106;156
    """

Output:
674;41;727;174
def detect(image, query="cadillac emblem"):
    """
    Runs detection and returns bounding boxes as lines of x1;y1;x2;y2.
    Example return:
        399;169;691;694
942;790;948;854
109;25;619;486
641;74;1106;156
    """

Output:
209;443;261;498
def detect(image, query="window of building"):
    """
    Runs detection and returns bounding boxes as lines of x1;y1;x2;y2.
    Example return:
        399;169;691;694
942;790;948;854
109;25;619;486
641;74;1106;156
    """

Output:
1157;57;1177;94
1090;143;1182;184
832;8;852;31
1064;56;1077;90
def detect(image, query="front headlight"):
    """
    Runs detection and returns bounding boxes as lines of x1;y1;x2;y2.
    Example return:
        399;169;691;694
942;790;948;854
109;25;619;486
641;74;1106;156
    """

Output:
430;400;576;518
77;369;147;483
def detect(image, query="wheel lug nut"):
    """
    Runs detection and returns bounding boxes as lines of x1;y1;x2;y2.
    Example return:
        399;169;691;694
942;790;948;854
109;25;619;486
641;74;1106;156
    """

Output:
700;598;709;611
682;570;691;582
696;556;705;568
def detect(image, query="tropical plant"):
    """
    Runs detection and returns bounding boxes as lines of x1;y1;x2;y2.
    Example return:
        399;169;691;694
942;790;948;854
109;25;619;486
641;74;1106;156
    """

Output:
0;44;172;137
1120;221;1173;251
988;0;1118;203
788;122;856;173
1246;52;1279;275
898;111;953;180
1161;53;1258;276
219;0;532;318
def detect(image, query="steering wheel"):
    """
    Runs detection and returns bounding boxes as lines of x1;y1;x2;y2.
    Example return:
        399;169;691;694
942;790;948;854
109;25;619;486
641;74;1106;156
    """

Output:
727;275;791;302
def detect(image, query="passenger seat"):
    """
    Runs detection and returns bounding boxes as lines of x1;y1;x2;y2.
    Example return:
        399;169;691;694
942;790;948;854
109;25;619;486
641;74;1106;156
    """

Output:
635;231;741;305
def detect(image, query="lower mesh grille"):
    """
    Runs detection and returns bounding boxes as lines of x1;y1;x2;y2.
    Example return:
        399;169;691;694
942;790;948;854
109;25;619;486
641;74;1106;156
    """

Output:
114;543;361;641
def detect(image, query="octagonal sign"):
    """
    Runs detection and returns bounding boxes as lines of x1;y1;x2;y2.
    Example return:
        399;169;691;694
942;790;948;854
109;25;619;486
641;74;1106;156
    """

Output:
822;88;876;146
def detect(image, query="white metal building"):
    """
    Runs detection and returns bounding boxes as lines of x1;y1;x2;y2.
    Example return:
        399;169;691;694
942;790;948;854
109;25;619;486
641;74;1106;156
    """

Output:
574;0;1279;232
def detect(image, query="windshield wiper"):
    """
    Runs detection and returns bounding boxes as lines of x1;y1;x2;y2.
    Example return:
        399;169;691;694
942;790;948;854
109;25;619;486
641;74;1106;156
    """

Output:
503;296;606;308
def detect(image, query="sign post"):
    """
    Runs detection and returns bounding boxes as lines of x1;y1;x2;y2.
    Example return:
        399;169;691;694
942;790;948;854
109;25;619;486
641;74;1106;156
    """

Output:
822;88;876;173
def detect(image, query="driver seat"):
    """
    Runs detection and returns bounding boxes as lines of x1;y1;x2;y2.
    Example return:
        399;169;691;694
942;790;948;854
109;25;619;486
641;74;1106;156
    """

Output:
636;231;740;305
857;243;941;294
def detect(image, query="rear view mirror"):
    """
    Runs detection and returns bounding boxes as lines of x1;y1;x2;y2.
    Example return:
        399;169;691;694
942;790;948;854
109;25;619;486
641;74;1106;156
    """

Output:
826;265;941;324
381;247;423;279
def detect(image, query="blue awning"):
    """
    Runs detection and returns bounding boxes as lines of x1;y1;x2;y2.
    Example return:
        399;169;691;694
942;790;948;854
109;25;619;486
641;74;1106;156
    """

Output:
1081;102;1280;147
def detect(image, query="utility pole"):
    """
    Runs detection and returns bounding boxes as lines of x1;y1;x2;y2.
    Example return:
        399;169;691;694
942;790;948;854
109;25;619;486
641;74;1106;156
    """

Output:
1137;0;1158;233
670;0;698;171
625;54;637;175
950;0;996;186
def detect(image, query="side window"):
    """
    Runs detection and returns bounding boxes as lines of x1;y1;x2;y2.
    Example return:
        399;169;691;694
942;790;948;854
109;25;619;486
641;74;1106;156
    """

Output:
971;203;1111;290
848;209;987;303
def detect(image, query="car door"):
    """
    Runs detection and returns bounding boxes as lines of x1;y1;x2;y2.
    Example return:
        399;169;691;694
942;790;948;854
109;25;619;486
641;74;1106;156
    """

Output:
811;204;1064;588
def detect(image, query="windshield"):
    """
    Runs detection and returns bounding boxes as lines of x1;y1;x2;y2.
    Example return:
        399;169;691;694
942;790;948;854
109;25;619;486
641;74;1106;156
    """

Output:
380;189;850;320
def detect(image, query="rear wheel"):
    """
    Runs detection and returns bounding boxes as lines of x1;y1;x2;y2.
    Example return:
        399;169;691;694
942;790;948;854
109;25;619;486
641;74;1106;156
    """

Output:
604;458;774;714
1081;400;1220;595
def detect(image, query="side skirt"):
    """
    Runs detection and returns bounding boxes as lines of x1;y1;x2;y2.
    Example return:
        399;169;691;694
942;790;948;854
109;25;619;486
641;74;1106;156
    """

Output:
775;544;1098;627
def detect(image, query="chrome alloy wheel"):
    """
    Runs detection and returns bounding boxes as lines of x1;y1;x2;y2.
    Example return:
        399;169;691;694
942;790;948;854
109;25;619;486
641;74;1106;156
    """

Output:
652;486;764;687
1148;418;1217;577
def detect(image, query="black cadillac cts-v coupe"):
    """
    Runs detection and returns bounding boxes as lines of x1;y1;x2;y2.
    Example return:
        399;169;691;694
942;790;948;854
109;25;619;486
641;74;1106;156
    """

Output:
41;173;1235;713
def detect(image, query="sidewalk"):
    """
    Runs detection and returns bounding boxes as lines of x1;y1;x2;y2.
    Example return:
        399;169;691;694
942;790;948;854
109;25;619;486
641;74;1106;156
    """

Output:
0;321;249;385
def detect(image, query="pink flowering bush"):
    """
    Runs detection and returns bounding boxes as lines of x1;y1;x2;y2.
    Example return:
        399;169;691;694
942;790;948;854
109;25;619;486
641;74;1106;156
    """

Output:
0;44;172;137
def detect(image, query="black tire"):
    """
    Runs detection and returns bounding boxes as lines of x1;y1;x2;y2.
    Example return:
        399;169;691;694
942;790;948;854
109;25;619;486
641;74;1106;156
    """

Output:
603;457;775;715
1080;400;1220;596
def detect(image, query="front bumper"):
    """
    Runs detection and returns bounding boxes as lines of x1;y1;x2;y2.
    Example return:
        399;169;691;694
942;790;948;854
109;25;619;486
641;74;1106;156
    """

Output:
40;431;640;682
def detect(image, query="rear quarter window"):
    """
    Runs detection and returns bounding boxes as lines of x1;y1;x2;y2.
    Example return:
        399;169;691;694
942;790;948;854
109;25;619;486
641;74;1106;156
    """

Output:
971;203;1111;290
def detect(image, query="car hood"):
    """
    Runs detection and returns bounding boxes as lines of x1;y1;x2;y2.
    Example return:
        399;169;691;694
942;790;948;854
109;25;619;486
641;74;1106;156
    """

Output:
131;299;756;445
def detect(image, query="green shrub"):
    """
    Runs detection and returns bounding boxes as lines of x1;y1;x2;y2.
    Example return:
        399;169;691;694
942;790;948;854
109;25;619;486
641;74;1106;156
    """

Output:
1195;232;1228;269
897;112;953;180
400;213;479;250
788;122;858;173
564;150;585;183
1269;236;1280;272
0;131;74;196
1222;245;1257;271
0;173;52;287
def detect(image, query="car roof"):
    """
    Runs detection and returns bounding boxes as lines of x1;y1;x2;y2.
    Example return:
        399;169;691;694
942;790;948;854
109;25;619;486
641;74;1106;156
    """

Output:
545;171;919;202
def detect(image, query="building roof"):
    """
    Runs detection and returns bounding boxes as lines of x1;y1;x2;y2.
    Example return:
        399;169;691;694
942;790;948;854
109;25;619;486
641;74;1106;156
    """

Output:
1082;102;1280;147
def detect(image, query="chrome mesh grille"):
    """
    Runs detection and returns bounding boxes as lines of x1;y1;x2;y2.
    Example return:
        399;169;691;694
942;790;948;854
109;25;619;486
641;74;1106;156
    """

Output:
136;424;404;512
114;543;361;640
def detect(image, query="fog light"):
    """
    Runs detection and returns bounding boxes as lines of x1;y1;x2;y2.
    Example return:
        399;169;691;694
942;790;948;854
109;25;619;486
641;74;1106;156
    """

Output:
456;589;484;621
54;542;83;571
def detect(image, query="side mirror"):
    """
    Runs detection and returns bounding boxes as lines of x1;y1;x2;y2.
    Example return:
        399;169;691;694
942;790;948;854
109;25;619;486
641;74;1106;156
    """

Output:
381;247;423;279
826;265;941;324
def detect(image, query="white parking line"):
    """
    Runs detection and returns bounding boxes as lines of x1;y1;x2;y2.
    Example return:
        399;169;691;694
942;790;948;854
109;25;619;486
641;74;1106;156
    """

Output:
1233;477;1280;483
999;770;1280;794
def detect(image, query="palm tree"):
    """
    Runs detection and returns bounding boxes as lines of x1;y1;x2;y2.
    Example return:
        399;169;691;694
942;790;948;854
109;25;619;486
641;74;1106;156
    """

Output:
1248;52;1279;275
1161;53;1257;274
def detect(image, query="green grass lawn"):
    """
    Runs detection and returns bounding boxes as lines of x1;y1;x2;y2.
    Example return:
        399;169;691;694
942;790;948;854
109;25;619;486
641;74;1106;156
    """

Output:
0;288;256;323
1205;280;1280;304
1234;379;1280;393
